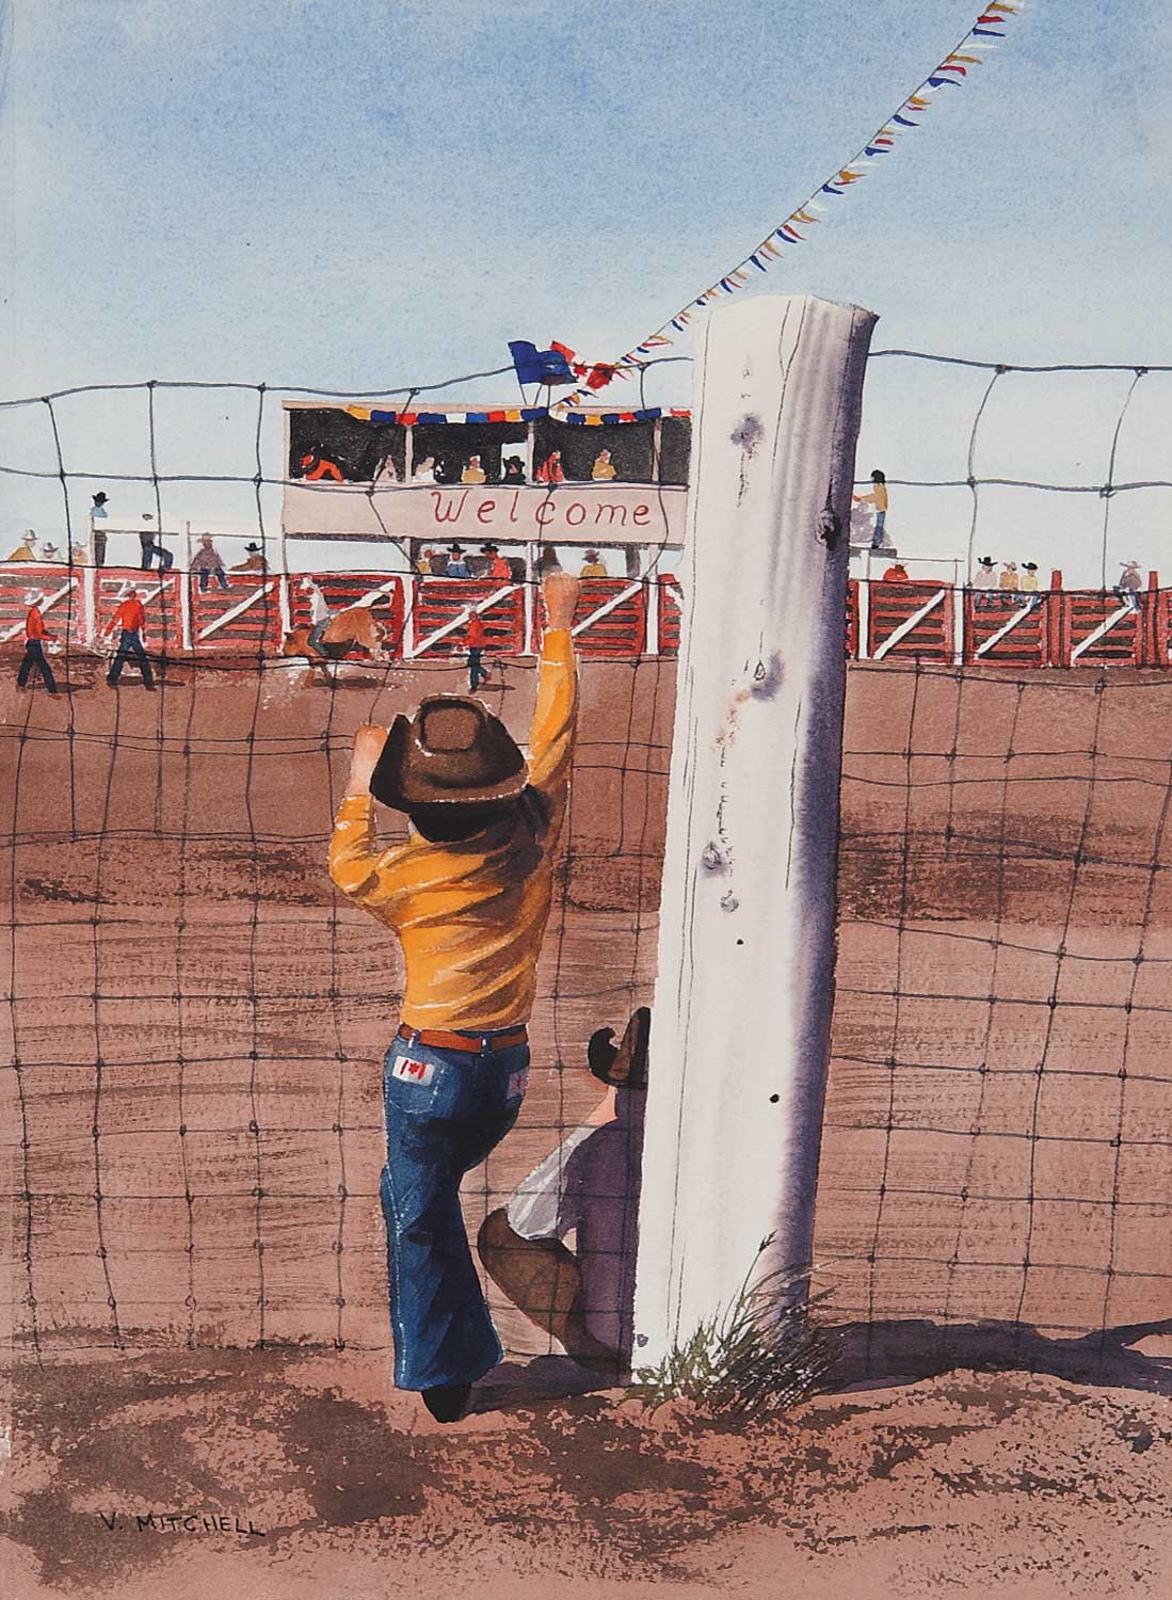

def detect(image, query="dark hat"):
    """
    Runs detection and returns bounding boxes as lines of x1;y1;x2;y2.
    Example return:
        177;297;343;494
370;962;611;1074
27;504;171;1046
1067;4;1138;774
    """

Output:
978;556;995;567
1023;562;1038;571
92;491;108;506
588;1007;650;1090
447;543;465;555
481;542;499;553
244;542;263;553
370;695;528;810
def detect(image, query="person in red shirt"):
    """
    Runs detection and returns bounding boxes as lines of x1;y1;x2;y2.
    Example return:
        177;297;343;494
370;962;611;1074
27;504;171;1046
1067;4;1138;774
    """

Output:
17;591;59;695
465;611;490;692
480;543;511;581
103;589;155;689
535;451;564;485
299;450;344;483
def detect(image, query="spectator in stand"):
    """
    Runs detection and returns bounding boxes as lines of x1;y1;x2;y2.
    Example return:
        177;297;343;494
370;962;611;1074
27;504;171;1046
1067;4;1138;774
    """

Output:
303;578;332;654
139;519;173;571
882;562;909;581
39;542;63;563
445;544;471;578
973;556;998;610
482;543;511;581
189;534;230;592
461;455;487;485
1116;560;1143;613
1019;562;1041;609
465;611;490;692
373;452;400;486
502;456;526;485
103;588;154;689
90;492;109;567
535;451;565;486
853;469;889;550
412;456;438;484
71;543;90;565
416;547;437;576
580;548;607;578
591;449;617;482
999;561;1020;604
17;591;59;695
5;531;38;561
299;449;344;482
232;542;268;573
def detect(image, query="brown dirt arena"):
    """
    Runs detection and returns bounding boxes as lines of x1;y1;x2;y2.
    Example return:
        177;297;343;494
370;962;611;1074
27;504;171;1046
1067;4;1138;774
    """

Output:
2;647;1171;1596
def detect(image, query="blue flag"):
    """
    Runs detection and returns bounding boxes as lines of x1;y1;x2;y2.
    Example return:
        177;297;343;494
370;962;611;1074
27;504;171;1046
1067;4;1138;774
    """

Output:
508;340;575;386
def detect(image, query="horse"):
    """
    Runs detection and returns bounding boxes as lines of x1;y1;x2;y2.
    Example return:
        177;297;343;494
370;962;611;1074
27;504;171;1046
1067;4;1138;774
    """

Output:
281;606;390;678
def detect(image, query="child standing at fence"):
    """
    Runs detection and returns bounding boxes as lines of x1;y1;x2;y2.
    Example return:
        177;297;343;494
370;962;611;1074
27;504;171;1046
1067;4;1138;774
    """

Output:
853;469;889;550
329;570;581;1424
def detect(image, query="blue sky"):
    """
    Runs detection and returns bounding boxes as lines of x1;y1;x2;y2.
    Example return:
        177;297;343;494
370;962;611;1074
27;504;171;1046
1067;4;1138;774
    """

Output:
2;0;1170;580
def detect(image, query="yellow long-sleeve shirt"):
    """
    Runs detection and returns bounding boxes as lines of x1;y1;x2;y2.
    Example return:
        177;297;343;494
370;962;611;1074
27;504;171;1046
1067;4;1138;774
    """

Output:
328;628;577;1031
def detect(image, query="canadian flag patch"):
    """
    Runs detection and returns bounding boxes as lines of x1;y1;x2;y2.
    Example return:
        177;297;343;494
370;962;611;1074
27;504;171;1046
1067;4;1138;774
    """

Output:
506;1068;529;1100
392;1055;435;1087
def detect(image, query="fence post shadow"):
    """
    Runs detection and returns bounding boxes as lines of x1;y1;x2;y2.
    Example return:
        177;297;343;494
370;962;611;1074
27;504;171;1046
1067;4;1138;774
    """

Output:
824;1315;1172;1398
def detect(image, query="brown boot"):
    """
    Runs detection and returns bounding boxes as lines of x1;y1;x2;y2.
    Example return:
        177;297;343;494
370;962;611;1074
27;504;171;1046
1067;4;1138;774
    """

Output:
477;1208;619;1369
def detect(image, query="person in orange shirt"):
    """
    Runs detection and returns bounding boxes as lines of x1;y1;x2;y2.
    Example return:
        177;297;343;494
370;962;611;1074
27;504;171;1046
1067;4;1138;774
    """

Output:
103;589;155;689
329;570;580;1423
480;542;511;581
299;450;344;483
17;591;59;694
464;610;490;692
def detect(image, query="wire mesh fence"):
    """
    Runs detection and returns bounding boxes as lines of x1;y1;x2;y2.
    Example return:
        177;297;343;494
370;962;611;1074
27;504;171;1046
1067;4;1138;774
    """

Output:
815;659;1172;1379
2;350;1171;1377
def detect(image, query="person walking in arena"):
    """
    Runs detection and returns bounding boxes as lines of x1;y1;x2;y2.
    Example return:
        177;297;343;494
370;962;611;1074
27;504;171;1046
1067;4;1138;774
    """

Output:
103;588;155;689
465;609;490;691
17;591;59;695
329;570;580;1424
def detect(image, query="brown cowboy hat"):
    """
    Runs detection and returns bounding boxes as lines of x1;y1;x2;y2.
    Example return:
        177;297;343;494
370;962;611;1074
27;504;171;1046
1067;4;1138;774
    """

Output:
370;694;528;809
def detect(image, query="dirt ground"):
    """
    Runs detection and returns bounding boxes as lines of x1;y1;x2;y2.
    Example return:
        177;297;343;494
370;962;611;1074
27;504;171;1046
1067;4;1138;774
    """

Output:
3;1348;1170;1600
3;648;1172;1595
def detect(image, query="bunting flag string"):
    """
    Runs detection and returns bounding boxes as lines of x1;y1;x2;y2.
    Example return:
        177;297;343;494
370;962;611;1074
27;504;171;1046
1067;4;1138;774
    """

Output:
550;0;1026;413
340;403;678;427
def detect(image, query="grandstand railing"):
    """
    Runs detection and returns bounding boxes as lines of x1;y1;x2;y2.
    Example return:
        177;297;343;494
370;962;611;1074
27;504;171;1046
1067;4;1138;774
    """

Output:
2;563;1170;667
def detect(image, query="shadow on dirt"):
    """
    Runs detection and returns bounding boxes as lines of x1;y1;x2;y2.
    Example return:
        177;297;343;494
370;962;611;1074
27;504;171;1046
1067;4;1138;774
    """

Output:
828;1314;1172;1397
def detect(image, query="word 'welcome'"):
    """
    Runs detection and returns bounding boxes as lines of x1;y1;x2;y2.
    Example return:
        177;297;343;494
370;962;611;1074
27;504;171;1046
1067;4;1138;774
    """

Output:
428;489;656;531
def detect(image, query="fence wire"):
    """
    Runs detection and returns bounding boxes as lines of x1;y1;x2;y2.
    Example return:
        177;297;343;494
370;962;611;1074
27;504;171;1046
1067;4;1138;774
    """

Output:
2;350;1171;1383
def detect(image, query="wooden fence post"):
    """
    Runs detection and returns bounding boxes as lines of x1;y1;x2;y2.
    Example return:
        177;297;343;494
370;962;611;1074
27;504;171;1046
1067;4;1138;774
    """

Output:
633;292;877;1368
1046;569;1066;667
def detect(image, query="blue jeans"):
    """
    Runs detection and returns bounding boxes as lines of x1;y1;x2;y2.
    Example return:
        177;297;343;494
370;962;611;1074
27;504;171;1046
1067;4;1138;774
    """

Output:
18;639;57;692
140;540;173;570
870;511;887;549
380;1030;528;1390
108;629;154;687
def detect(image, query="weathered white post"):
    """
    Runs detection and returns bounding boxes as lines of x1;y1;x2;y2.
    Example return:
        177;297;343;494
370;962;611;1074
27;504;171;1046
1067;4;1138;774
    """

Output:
179;521;194;653
633;292;877;1367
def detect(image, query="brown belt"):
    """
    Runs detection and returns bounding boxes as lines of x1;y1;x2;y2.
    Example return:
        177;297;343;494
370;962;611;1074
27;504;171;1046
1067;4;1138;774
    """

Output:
398;1023;528;1054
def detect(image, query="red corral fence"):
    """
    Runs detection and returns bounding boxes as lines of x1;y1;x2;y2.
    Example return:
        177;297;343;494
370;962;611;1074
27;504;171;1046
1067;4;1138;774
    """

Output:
2;564;1171;667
